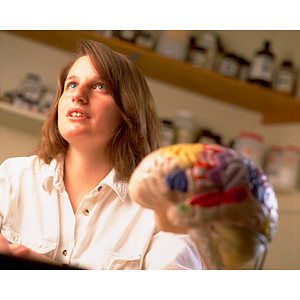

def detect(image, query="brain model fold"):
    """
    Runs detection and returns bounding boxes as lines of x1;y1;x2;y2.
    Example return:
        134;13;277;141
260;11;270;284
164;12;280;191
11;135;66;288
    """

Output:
129;143;278;269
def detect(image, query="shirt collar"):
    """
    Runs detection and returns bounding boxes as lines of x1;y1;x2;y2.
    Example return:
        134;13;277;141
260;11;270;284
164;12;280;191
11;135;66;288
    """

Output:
42;154;64;193
99;169;128;202
42;155;128;202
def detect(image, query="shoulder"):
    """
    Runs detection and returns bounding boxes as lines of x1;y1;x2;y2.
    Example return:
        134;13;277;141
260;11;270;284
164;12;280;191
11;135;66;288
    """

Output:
0;155;44;176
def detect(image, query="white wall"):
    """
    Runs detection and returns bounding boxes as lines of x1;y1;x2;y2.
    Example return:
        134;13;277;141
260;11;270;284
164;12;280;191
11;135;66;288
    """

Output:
148;77;263;146
0;31;71;161
0;30;299;269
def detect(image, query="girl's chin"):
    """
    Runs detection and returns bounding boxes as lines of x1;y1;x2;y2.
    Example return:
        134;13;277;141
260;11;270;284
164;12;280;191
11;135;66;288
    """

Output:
60;131;90;146
60;125;90;137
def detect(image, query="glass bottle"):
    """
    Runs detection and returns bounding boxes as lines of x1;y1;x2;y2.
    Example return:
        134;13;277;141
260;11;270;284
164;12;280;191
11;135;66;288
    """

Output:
161;119;175;146
135;30;158;50
198;129;222;144
272;61;297;95
173;110;197;144
155;30;190;61
118;30;138;43
234;132;264;168
193;32;219;71
248;41;275;88
238;57;250;82
187;37;207;68
218;53;240;78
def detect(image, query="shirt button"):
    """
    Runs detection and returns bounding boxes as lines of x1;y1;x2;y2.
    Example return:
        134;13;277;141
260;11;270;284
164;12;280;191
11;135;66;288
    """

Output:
82;209;90;216
62;249;68;256
98;186;102;192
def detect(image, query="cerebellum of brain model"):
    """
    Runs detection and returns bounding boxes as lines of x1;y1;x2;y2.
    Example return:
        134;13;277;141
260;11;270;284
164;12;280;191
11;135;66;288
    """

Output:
128;143;278;269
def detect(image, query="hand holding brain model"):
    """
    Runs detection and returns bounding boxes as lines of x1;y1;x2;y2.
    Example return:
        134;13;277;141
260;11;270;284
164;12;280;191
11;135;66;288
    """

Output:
128;143;278;269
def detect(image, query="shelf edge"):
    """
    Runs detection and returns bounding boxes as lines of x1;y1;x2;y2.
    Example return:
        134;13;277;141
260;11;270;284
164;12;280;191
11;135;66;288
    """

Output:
263;107;300;123
0;101;46;122
8;30;300;124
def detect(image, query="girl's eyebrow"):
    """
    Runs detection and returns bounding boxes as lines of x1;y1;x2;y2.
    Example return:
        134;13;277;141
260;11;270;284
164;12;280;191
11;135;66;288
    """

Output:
65;75;78;82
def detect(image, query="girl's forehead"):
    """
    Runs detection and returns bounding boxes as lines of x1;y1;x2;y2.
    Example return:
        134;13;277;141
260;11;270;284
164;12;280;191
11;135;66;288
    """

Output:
69;56;95;74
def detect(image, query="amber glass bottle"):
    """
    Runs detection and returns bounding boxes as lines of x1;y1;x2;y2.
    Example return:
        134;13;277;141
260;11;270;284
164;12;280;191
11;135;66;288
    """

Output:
272;61;297;95
248;41;275;87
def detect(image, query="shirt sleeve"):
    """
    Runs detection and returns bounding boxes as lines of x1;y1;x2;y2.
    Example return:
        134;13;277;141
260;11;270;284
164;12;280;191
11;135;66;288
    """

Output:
0;160;11;233
0;172;7;231
142;230;202;270
0;177;6;232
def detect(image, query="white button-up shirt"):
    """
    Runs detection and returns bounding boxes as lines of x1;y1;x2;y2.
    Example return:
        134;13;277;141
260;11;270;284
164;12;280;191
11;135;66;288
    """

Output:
0;155;201;270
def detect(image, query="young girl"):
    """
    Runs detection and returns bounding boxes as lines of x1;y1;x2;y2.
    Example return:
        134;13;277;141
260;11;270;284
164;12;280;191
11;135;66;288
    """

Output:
0;39;201;270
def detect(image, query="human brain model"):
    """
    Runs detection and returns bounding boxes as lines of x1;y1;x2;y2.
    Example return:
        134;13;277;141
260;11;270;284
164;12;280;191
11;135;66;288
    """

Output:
128;143;278;269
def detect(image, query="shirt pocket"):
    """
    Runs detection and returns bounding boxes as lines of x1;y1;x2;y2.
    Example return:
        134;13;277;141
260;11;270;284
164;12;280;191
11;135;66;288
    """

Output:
1;226;57;259
80;250;143;270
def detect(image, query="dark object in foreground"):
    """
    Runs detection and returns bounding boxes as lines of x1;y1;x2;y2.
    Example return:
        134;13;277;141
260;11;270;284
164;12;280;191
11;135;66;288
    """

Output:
0;254;82;270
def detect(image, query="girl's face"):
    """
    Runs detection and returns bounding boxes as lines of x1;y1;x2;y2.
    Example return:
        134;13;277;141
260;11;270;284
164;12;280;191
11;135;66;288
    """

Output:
58;56;122;151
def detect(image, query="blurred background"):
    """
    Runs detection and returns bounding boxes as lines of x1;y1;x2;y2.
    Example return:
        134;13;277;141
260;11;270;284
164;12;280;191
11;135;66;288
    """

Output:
0;30;300;270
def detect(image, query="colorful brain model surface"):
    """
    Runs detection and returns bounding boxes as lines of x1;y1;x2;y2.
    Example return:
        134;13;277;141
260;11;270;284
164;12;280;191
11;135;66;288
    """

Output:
129;143;278;269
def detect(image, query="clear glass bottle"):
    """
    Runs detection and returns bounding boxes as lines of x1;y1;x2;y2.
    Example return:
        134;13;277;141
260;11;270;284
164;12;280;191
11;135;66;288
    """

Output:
155;30;190;61
173;110;197;144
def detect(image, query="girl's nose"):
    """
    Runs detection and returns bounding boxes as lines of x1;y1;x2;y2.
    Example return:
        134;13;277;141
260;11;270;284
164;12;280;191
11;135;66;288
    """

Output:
72;85;89;104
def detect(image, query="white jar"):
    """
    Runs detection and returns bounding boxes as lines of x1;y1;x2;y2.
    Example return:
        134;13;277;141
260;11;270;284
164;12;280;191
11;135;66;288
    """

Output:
234;132;263;167
264;145;283;187
277;145;300;190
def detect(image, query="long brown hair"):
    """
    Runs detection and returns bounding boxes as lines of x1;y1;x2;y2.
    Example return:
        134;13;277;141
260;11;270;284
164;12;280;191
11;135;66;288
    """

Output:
36;39;163;181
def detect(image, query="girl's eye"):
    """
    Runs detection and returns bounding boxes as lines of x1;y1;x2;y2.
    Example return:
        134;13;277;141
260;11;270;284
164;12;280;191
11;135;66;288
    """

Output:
95;83;107;91
66;82;77;89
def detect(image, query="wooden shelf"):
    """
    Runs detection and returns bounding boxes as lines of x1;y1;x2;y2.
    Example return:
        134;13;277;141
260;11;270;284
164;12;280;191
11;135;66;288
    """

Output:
0;101;45;134
8;30;300;124
0;101;46;122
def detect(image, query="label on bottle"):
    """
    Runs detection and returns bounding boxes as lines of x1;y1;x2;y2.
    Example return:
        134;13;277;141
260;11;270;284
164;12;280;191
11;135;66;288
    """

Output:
273;69;294;93
248;55;273;82
219;57;239;77
190;50;207;68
